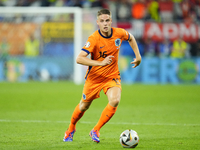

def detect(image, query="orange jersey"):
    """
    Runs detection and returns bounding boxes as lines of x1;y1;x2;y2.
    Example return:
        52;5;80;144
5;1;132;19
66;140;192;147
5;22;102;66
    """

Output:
82;27;130;82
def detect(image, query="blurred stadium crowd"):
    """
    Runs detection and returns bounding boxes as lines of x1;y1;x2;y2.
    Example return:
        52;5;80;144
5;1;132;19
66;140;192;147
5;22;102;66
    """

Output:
1;0;200;23
0;0;200;58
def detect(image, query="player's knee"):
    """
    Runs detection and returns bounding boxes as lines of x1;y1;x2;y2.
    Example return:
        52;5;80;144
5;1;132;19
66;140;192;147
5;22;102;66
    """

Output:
80;105;89;111
109;97;120;107
79;101;91;111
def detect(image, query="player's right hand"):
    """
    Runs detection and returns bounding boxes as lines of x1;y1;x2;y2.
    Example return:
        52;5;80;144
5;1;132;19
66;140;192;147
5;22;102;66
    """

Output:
101;55;114;66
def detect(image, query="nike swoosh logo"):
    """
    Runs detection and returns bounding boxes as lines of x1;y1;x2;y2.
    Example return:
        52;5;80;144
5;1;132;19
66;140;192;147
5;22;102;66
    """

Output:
100;46;105;49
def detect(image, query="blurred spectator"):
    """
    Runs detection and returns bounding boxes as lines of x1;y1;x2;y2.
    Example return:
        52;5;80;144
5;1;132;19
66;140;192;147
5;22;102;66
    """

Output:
0;0;17;6
158;38;172;58
159;0;173;22
61;0;74;6
72;0;82;7
170;36;188;58
60;0;84;7
91;0;103;7
172;0;183;21
144;37;158;57
41;0;56;6
180;0;190;20
0;0;4;6
187;0;199;23
131;0;147;20
29;0;41;7
0;38;10;79
195;0;200;22
172;0;196;23
15;0;29;6
24;34;40;56
189;39;200;57
53;0;64;7
116;0;131;21
0;38;10;59
14;0;40;6
147;0;161;22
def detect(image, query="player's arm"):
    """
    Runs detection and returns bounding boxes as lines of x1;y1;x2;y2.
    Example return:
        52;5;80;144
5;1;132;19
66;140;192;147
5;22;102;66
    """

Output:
76;50;114;66
128;33;142;68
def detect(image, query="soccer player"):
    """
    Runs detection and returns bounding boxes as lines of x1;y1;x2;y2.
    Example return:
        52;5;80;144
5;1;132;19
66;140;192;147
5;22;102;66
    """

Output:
63;9;141;143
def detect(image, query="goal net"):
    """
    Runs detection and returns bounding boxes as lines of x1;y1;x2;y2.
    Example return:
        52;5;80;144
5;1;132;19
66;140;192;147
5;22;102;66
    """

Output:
0;7;100;84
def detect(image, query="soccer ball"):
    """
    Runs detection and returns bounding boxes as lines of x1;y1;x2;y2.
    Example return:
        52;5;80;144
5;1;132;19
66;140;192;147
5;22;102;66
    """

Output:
119;129;139;148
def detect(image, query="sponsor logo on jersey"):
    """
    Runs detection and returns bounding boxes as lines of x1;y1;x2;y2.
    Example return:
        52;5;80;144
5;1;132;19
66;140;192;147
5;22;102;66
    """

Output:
100;45;105;49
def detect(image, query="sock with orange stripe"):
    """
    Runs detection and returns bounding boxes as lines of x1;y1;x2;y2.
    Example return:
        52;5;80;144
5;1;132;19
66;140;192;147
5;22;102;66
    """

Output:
68;103;85;132
93;103;117;131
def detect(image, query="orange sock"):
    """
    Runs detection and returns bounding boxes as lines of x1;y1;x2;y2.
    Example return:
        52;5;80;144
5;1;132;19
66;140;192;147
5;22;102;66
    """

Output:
68;104;85;132
93;103;117;131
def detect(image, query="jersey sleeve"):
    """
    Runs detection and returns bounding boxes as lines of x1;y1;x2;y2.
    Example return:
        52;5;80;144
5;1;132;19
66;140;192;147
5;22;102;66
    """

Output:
121;28;130;41
81;35;96;54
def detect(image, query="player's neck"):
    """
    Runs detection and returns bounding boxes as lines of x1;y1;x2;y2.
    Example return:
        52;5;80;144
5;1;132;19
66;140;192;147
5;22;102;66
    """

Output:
100;30;111;37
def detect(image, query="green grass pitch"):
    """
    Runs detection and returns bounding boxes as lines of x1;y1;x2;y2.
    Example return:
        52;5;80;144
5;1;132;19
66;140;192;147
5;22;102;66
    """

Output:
0;82;200;150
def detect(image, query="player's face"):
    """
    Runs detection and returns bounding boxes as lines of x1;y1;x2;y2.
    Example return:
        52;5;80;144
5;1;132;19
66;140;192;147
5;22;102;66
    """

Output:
97;14;112;36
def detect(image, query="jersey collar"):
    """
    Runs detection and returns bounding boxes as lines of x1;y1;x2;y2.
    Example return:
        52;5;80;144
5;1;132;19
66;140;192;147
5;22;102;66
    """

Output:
98;28;113;39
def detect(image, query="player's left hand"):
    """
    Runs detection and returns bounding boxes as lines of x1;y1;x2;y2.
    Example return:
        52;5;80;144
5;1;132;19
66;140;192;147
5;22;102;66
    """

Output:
101;55;114;66
131;57;141;68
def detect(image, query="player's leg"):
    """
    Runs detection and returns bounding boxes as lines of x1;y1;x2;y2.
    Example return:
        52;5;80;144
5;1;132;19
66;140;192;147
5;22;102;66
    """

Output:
90;85;121;143
93;86;121;131
64;80;100;142
69;100;92;131
63;100;92;142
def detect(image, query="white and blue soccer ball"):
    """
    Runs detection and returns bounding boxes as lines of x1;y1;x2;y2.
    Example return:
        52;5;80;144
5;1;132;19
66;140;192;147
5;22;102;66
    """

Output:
119;129;139;148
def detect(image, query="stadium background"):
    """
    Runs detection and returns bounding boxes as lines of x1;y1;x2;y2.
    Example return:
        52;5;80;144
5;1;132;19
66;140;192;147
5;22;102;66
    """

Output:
0;1;200;149
0;0;200;84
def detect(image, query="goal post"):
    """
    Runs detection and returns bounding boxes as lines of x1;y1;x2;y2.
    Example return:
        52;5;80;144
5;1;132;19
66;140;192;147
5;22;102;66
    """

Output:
0;7;83;84
0;6;116;84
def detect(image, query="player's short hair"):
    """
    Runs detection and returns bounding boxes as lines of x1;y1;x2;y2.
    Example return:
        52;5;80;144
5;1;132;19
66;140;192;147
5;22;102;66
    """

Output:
97;9;112;18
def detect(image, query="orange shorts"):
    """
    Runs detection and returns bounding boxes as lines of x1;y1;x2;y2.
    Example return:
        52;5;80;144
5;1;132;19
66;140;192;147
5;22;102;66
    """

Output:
81;77;121;102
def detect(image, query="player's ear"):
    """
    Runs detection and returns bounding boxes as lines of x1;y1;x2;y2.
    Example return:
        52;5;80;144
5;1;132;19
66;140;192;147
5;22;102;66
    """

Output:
96;19;99;26
97;20;99;26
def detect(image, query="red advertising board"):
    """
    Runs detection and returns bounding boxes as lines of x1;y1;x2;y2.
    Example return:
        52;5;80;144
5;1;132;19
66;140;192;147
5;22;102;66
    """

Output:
118;21;200;42
143;22;200;42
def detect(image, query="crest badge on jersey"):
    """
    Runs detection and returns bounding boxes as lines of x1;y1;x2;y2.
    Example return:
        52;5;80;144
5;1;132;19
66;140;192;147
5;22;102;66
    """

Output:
85;42;90;48
83;93;86;100
115;38;121;47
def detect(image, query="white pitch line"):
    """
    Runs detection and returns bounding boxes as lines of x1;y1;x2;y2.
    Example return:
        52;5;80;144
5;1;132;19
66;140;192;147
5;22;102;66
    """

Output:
0;119;200;126
81;121;200;126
